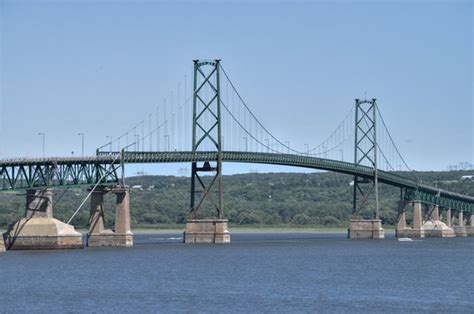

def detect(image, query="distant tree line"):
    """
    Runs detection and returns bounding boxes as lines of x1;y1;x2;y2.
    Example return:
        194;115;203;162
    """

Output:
0;170;472;229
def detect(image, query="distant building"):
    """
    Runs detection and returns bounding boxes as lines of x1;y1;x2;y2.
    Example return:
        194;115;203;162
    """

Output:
460;175;474;181
131;185;143;190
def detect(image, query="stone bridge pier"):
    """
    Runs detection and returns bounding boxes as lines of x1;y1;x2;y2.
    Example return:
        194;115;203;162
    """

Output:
466;214;474;236
396;202;473;238
184;219;230;243
453;211;467;237
2;189;83;250
348;219;384;239
396;201;425;238
421;205;455;237
87;186;133;247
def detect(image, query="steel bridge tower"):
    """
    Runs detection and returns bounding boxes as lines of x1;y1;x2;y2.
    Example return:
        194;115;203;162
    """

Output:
184;59;230;243
352;98;380;220
189;59;224;219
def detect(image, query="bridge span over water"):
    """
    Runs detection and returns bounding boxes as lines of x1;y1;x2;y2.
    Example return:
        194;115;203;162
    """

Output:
1;151;473;211
1;59;473;251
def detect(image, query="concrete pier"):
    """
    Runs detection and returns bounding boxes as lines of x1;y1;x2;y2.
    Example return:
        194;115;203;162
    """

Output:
87;186;133;247
111;187;133;246
88;188;106;234
454;211;467;237
422;221;455;237
422;206;455;238
396;211;406;231
26;188;53;218
431;205;440;221
396;202;425;238
395;211;406;238
348;219;384;239
0;236;5;252
466;215;474;237
184;219;230;243
446;209;452;227
3;189;82;250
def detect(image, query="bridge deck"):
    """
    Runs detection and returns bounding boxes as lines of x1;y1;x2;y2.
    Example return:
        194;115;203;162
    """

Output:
0;151;472;211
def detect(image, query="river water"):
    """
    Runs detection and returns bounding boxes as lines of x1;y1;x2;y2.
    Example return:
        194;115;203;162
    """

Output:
0;232;473;313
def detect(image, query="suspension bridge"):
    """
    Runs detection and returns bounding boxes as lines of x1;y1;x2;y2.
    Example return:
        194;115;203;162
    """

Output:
1;59;473;250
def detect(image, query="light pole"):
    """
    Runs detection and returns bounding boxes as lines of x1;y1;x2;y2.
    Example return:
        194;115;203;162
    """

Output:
304;143;309;155
149;113;152;151
134;135;139;151
339;148;343;161
322;145;327;158
78;133;84;156
141;120;144;152
38;132;45;157
285;141;290;153
265;138;269;152
165;135;170;151
243;137;248;151
171;113;175;150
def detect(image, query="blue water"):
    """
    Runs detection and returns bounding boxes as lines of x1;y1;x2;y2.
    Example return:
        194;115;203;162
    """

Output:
0;233;473;313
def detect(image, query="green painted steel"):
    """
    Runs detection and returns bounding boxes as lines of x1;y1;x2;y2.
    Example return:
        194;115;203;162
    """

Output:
0;151;472;213
189;59;224;219
0;156;120;191
353;98;380;219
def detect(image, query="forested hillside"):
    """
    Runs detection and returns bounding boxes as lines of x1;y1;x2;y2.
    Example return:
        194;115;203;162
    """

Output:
0;170;472;228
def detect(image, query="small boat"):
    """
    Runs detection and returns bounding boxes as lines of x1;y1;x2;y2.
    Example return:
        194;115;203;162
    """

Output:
398;238;413;242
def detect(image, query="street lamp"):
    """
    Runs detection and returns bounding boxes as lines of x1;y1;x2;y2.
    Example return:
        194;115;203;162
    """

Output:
134;135;139;151
285;141;290;153
304;143;309;155
165;135;170;151
141;120;145;152
149;113;152;151
78;133;84;156
339;148;343;161
38;132;45;157
264;138;269;152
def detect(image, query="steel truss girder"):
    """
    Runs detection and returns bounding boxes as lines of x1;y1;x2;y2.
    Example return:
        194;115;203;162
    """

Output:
403;188;473;213
0;160;119;191
0;151;472;214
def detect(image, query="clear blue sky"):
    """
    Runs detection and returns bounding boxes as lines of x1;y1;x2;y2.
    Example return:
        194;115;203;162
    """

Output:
0;0;472;176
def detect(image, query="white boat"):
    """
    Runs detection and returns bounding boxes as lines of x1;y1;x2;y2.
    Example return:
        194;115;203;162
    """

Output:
398;238;414;242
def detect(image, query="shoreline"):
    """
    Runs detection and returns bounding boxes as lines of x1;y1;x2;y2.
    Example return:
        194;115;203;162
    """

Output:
84;226;396;234
1;225;397;235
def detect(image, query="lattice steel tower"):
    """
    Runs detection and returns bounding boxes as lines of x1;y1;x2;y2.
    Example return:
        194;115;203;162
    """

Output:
352;98;380;219
189;60;224;219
